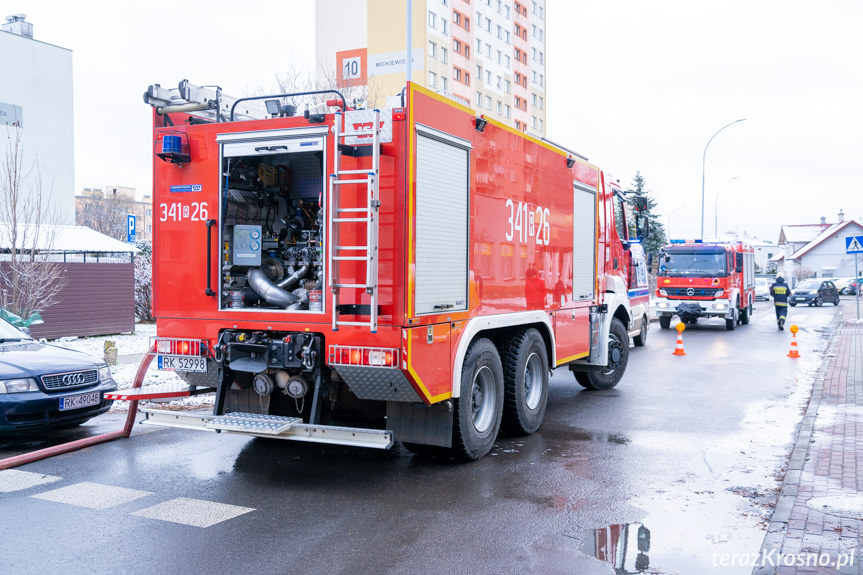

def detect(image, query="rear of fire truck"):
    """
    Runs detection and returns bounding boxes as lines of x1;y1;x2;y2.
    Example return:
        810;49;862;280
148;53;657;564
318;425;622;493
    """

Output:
654;240;755;331
132;80;649;460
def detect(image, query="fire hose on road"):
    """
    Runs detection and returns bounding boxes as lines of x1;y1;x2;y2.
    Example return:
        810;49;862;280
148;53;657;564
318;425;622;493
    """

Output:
0;347;155;471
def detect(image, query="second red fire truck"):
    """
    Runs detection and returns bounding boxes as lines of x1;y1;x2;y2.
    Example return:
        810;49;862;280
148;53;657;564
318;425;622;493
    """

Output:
654;240;755;330
121;80;650;460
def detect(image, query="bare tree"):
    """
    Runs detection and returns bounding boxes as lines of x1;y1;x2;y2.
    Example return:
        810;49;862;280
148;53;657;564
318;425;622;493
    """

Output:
0;125;67;322
134;240;153;322
76;194;138;241
265;60;382;113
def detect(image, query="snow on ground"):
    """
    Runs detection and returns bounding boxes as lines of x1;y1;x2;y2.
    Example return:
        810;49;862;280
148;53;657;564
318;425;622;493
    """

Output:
48;323;214;412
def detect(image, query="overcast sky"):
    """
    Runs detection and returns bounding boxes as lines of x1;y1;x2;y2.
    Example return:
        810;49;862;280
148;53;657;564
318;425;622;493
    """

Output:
13;0;863;243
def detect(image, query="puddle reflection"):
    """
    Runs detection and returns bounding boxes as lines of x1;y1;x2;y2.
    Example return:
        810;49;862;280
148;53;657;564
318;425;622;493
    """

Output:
583;523;651;574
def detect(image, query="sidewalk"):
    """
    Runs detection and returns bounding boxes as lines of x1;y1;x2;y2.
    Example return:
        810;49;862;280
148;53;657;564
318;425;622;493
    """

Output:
755;302;863;574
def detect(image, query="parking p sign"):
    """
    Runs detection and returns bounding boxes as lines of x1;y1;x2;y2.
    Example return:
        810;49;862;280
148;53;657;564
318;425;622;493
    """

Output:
127;214;136;243
846;236;863;254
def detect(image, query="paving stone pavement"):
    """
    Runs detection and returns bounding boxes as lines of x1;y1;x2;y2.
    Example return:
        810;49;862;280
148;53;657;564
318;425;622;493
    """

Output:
755;302;863;574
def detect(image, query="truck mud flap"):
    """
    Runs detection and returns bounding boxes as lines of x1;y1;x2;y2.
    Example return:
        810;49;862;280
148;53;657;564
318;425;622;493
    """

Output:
140;409;394;449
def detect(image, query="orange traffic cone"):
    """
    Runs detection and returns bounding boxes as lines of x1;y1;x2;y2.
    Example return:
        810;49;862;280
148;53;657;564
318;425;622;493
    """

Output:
673;322;687;356
787;324;800;358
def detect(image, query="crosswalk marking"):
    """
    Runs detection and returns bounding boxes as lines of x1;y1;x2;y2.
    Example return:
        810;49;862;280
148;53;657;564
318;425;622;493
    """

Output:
132;497;255;528
3;474;255;527
0;469;61;493
31;481;153;509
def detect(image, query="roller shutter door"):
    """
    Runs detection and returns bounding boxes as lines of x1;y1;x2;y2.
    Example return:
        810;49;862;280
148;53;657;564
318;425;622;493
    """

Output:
415;127;470;315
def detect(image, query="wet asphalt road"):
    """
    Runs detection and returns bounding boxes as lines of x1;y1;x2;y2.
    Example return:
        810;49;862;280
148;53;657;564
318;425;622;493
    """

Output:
0;300;843;575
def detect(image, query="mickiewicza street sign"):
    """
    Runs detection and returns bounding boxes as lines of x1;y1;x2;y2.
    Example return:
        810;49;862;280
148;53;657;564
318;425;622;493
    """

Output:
846;236;863;254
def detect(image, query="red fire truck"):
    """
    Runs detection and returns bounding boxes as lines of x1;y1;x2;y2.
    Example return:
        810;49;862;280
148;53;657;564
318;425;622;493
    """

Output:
654;240;755;331
127;80;650;460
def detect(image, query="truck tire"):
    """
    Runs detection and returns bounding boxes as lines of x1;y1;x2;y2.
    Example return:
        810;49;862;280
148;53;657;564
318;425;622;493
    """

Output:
501;328;549;436
633;316;648;347
659;316;671;329
740;304;750;325
725;317;736;330
451;338;504;460
576;318;629;391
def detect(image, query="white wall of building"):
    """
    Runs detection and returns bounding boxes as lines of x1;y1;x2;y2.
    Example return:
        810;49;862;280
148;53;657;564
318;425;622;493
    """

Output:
798;223;863;278
0;23;75;225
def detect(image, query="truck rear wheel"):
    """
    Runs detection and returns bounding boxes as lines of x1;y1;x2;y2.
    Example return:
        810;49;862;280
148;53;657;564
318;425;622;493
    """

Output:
501;329;549;436
452;338;504;460
740;304;750;325
576;318;629;391
633;316;648;346
659;316;671;329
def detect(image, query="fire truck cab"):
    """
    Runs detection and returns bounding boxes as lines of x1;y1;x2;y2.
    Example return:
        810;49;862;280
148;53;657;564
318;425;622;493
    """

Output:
654;240;755;330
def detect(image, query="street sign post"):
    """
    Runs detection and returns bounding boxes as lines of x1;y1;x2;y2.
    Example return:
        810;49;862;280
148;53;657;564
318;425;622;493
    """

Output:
846;236;863;319
127;214;136;243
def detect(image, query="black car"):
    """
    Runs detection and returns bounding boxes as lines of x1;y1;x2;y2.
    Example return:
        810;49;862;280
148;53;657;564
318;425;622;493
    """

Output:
0;320;116;434
788;279;841;307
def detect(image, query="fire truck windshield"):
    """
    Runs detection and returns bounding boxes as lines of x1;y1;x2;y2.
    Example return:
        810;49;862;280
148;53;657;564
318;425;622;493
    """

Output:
662;251;727;277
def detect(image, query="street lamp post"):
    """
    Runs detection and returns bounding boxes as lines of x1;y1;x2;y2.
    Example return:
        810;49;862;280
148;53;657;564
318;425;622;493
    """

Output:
701;119;746;239
713;176;739;239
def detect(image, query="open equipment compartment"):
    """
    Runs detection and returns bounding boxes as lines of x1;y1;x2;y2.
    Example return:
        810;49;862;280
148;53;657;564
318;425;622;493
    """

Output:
217;130;328;313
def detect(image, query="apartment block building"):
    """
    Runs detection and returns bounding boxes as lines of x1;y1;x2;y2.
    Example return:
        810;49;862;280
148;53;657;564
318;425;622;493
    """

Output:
0;14;75;224
315;0;546;136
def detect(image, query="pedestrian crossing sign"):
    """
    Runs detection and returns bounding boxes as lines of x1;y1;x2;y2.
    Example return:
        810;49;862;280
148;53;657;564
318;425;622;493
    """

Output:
846;236;863;254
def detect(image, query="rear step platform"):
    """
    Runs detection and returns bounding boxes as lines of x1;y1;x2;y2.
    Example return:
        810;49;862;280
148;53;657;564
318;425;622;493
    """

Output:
140;409;394;449
105;382;193;401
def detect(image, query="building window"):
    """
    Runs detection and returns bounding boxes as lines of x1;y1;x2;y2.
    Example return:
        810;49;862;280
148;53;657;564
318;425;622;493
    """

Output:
504;104;510;118
442;20;448;35
454;68;462;81
497;100;503;114
428;11;436;28
441;47;448;63
477;65;483;78
465;45;470;58
476;92;483;106
441;77;448;91
465;17;470;31
429;41;437;59
454;39;462;53
453;11;461;25
485;95;492;109
429;71;437;87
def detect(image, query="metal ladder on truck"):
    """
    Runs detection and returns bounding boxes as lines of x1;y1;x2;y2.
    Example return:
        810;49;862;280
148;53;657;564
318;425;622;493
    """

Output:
328;110;381;332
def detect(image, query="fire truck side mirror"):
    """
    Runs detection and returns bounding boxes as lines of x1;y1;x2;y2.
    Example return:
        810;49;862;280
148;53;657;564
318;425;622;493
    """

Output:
632;196;648;213
635;214;650;241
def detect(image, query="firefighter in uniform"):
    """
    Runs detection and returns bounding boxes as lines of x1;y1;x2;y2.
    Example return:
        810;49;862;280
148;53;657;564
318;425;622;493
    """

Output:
770;275;791;330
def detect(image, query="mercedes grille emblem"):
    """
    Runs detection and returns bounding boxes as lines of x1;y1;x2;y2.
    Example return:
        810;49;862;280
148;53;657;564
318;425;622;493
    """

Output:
686;288;695;296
